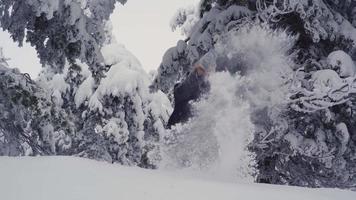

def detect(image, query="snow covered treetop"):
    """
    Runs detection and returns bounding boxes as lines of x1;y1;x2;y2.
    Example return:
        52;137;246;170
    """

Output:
256;0;356;44
0;0;127;74
87;42;150;112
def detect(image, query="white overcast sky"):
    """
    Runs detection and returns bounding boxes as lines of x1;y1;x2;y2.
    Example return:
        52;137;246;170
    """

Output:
0;0;198;78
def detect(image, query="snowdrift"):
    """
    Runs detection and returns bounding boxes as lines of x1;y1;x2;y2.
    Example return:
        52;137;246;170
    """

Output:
0;157;354;200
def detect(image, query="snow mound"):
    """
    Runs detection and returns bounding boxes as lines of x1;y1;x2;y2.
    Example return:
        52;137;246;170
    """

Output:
0;157;354;200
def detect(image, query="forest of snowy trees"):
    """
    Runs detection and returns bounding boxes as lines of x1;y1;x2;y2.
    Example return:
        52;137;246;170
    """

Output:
1;0;356;191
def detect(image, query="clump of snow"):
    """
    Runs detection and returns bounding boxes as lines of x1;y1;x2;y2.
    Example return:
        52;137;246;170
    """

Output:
335;123;350;155
339;20;356;47
0;157;355;200
89;43;150;112
176;40;187;54
75;75;94;108
98;117;129;145
38;60;91;107
147;90;173;139
149;90;173;122
101;43;143;72
36;69;70;107
66;1;82;25
48;74;69;92
27;0;60;19
170;4;200;36
284;129;330;160
48;74;69;106
88;62;150;112
290;68;354;113
327;50;356;78
311;69;345;95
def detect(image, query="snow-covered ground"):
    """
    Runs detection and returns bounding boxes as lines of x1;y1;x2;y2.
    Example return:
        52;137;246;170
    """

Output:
0;157;354;200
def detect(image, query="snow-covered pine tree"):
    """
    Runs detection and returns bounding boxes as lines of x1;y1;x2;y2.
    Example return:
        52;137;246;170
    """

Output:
74;42;172;167
155;0;356;188
0;47;75;156
251;0;356;188
0;1;173;169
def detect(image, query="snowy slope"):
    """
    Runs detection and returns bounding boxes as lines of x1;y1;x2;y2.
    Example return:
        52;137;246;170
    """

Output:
0;157;355;200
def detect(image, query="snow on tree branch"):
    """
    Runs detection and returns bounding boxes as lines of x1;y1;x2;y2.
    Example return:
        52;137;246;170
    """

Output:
0;0;127;75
